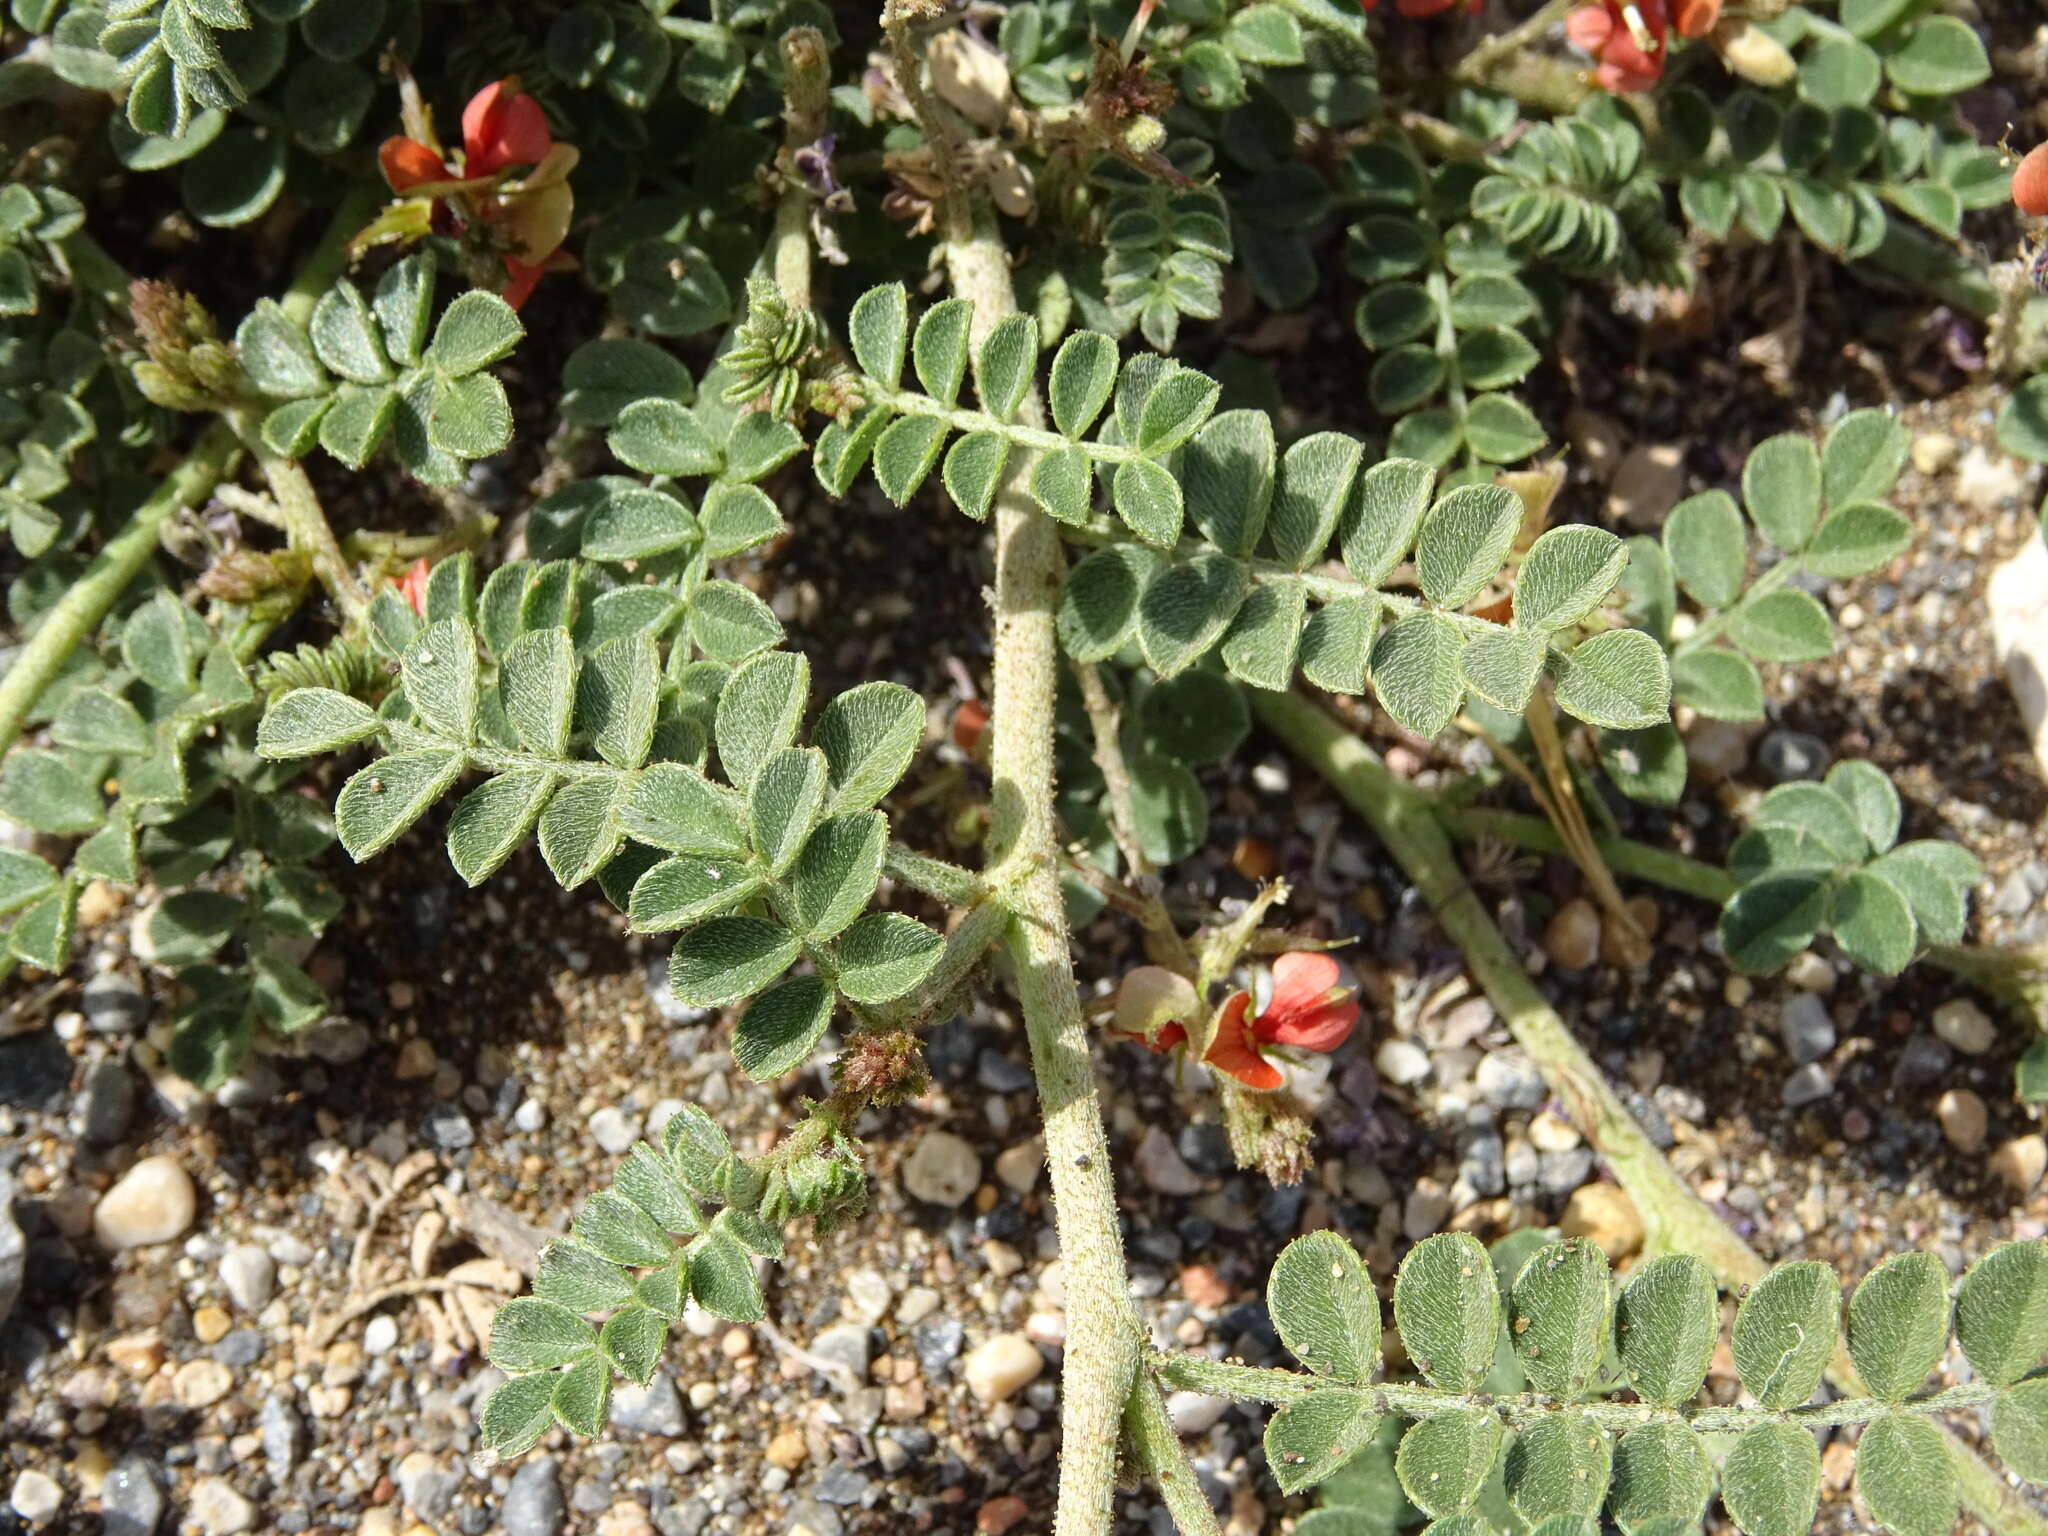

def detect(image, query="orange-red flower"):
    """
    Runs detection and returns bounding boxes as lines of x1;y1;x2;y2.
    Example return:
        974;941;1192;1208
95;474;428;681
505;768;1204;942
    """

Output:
362;77;576;310
396;557;431;617
1139;953;1361;1091
2015;144;2048;219
1566;0;1719;92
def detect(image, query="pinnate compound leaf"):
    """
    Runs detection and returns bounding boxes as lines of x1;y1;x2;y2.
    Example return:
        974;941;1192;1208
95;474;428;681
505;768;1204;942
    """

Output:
687;1226;764;1320
1805;501;1910;579
336;750;463;860
502;628;576;757
715;650;808;790
1822;407;1907;507
1615;1253;1717;1407
734;974;834;1080
1268;1231;1380;1382
448;769;556;886
913;297;973;405
668;916;799;1007
1867;846;1968;947
402;617;480;742
872;414;949;505
489;1297;598;1371
814;681;923;815
748;747;827;876
621;764;748;856
427;289;523;374
1732;1259;1840;1409
534;1241;635;1312
628;853;759;932
1395;1408;1500;1518
973;313;1037;422
1338;457;1432;586
1059;545;1159;663
1664;490;1746;609
1515;524;1626;631
1742;433;1822;552
1551;629;1669;729
1416;484;1522;611
573;1188;672;1267
1031;446;1094;524
1394;1233;1500;1393
1114;457;1184;546
1994;1377;2048;1482
1138;553;1249;678
942;431;1010;520
600;1304;667;1386
259;687;380;758
1266;1389;1381;1495
848;283;908;389
1503;1413;1610;1521
1848;1250;1950;1403
1509;1238;1611;1398
1955;1239;2048;1386
1729;588;1834;663
551;1352;611;1436
1272;432;1365;571
836;911;943;1004
1184;410;1275;557
1856;1413;1958;1536
1722;1420;1822;1536
1371;612;1465;738
1459;628;1544;712
1609;1423;1713;1528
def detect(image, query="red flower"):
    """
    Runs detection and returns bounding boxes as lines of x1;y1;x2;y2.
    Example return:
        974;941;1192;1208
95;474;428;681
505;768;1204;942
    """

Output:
1359;0;1481;15
396;557;431;617
1566;0;1718;92
363;77;576;310
2015;144;2048;219
1144;953;1361;1091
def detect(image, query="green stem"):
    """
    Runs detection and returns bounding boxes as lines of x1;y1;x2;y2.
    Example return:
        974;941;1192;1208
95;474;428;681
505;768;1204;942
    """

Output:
1122;1376;1225;1536
1453;0;1579;86
1441;806;1737;903
772;26;831;309
1670;558;1797;659
234;419;369;622
884;844;985;907
278;185;381;330
0;422;242;756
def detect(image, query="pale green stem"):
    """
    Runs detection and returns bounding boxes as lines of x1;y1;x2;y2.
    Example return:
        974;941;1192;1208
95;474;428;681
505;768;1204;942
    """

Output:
1453;0;1579;86
0;421;242;756
233;419;368;622
1123;1376;1225;1536
772;26;830;309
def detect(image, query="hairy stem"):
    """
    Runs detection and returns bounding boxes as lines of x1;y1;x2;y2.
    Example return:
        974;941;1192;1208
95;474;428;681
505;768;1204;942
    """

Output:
0;422;241;756
1123;1375;1225;1536
947;207;1144;1536
233;421;368;622
772;26;831;308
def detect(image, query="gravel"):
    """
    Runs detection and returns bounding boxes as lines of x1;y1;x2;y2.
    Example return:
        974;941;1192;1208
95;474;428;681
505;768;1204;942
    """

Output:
1755;729;1832;783
81;973;150;1035
611;1373;687;1437
219;1244;275;1313
1475;1052;1546;1109
504;1458;567;1536
102;1455;166;1536
1777;993;1836;1066
0;1031;71;1111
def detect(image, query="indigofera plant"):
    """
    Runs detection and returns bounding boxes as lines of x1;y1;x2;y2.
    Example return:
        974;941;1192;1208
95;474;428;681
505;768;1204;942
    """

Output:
1174;1230;2048;1536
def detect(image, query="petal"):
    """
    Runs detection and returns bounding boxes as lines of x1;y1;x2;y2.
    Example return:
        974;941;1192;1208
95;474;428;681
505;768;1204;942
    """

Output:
500;256;545;311
466;80;551;176
1266;1000;1360;1054
2015;144;2048;219
1204;1030;1282;1090
500;181;574;263
379;137;447;193
396;557;431;617
1150;1022;1189;1053
1565;7;1615;50
1268;951;1341;1020
1674;0;1719;37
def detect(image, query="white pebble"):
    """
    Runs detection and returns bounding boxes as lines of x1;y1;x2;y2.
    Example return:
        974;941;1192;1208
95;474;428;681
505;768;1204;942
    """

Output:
963;1333;1045;1404
1933;999;1996;1056
363;1315;399;1356
900;1130;981;1207
94;1156;197;1250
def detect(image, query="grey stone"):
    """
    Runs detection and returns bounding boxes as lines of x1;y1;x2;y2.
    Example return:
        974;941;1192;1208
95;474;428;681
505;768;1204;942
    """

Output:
659;1498;712;1536
212;1329;266;1367
77;1059;136;1145
0;1172;21;1323
103;1456;166;1536
0;1031;70;1111
1458;1127;1506;1197
306;1019;370;1064
976;1050;1033;1094
220;1244;276;1313
259;1395;303;1479
503;1459;564;1536
1176;1124;1232;1176
786;1501;844;1536
912;1316;964;1378
1474;1052;1546;1110
809;1323;872;1381
812;1466;870;1506
423;1103;474;1150
216;1062;283;1109
82;973;150;1035
588;1107;641;1156
396;1452;462;1521
1135;1125;1205;1195
1756;730;1831;784
1776;994;1836;1066
1538;1147;1595;1196
611;1372;686;1436
1782;1063;1835;1107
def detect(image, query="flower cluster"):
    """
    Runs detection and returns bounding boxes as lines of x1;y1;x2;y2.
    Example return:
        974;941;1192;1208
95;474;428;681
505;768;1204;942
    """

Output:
1566;0;1718;92
358;79;577;309
1117;952;1361;1091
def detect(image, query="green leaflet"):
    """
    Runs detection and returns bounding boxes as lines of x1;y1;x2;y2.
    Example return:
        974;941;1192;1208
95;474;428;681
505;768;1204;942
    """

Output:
1268;1231;1380;1382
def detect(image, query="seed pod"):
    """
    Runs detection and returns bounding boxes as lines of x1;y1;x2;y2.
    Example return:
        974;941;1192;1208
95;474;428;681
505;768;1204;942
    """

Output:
986;151;1035;218
1711;19;1795;87
2014;143;2048;218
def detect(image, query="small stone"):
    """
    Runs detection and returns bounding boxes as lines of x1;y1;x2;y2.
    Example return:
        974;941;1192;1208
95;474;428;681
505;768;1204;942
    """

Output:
1687;720;1759;784
1937;1089;1988;1154
190;1477;256;1536
766;1429;808;1470
1911;431;1958;475
1957;445;2023;511
913;1316;964;1378
900;1130;980;1207
895;1287;941;1327
1458;1127;1506;1197
1608;442;1685;530
94;1155;197;1250
1933;999;1996;1056
394;1039;436;1080
810;1322;872;1381
1374;1038;1430;1086
306;1019;371;1064
843;1268;893;1325
1475;1052;1546;1110
1776;993;1836;1066
1528;1110;1580;1153
514;1098;547;1133
364;1314;399;1355
1134;1125;1205;1195
504;1459;565;1536
259;1396;303;1479
1993;1134;2048;1193
975;1495;1030;1535
216;1062;282;1109
1179;1264;1229;1309
0;1032;70;1111
81;973;149;1036
1559;1182;1644;1261
101;1457;165;1536
174;1358;234;1408
423;1102;473;1150
963;1333;1044;1404
992;1137;1043;1194
1165;1391;1228;1435
1782;1062;1835;1107
10;1470;62;1523
1544;899;1601;970
983;1239;1023;1278
1989;535;2048;778
1783;951;1835;993
0;1172;19;1324
194;1305;232;1344
1756;730;1831;784
219;1245;275;1313
611;1373;685;1436
1403;1181;1451;1242
396;1451;460;1520
77;1059;136;1146
106;1332;164;1376
589;1106;642;1156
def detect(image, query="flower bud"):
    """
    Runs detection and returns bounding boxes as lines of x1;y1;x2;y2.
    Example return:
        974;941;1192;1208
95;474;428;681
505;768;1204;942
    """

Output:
1123;114;1167;157
1712;19;1795;87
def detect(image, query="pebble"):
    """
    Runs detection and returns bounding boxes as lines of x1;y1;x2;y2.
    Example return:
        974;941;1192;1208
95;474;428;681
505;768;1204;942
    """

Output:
1374;1038;1430;1086
810;1323;872;1381
1911;431;1958;475
963;1333;1044;1404
219;1244;276;1313
94;1155;197;1250
976;1495;1030;1535
589;1107;642;1156
1475;1052;1546;1110
1895;1034;1953;1089
396;1451;461;1520
514;1098;547;1133
1993;1135;2047;1193
1458;1127;1506;1197
81;973;150;1035
1756;730;1831;784
190;1476;256;1535
0;1172;19;1323
1559;1183;1644;1260
1528;1110;1580;1153
1777;994;1836;1066
174;1358;234;1408
394;1038;436;1080
0;1032;70;1111
9;1470;61;1523
364;1314;399;1355
76;1059;136;1146
895;1287;941;1327
1403;1182;1451;1241
260;1395;303;1478
307;1019;371;1064
1165;1391;1228;1435
1956;445;2023;511
1938;1089;1988;1154
1933;1000;1996;1057
912;1316;964;1378
194;1305;232;1344
102;1456;165;1536
611;1373;686;1436
1782;1063;1835;1107
1783;951;1835;994
1134;1125;1205;1195
216;1062;282;1109
843;1268;893;1325
423;1103;475;1150
899;1130;980;1207
993;1137;1043;1194
1608;442;1684;529
505;1459;566;1536
1543;899;1601;970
